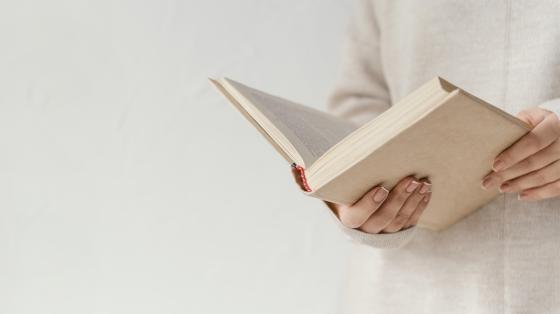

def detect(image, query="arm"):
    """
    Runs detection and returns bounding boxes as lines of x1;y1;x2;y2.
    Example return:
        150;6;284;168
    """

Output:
327;0;390;126
319;0;428;249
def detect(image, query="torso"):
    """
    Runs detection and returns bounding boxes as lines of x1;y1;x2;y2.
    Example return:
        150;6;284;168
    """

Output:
343;1;560;313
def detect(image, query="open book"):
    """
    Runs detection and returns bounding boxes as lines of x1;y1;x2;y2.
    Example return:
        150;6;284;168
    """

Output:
211;77;530;231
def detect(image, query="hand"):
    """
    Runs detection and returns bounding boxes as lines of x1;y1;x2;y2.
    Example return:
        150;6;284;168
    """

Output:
292;168;432;233
481;106;560;201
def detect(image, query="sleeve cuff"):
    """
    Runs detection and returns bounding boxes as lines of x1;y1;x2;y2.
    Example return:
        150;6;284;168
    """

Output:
539;98;560;117
324;201;418;249
337;222;418;249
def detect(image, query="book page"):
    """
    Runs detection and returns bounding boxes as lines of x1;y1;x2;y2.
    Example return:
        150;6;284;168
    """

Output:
224;78;357;167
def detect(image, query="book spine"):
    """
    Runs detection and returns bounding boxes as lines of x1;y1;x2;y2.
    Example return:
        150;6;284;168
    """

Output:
291;163;312;192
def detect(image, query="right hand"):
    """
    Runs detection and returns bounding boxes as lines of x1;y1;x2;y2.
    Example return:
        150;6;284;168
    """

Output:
292;170;432;233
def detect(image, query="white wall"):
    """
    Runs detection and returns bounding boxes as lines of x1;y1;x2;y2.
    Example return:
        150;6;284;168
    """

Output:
0;1;353;313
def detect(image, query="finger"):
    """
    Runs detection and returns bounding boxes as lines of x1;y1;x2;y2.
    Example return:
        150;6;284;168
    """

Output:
516;107;550;128
360;176;420;234
337;186;389;228
518;179;560;201
382;180;432;233
516;107;556;128
481;140;560;190
499;159;560;193
404;192;431;229
493;111;560;172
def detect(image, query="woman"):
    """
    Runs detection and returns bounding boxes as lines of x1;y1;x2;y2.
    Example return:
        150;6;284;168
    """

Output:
299;1;560;313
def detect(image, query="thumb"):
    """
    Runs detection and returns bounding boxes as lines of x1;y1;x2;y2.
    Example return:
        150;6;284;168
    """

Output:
516;106;549;129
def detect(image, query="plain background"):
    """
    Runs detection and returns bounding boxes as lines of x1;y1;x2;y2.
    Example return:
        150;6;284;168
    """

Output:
0;1;354;313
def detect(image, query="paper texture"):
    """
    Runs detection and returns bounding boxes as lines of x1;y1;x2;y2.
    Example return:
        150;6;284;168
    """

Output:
311;91;530;230
224;79;357;167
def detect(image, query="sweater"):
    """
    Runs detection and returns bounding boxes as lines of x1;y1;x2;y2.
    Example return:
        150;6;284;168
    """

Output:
327;1;560;313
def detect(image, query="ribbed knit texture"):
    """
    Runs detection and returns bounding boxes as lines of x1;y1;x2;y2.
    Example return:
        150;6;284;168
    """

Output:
328;1;560;313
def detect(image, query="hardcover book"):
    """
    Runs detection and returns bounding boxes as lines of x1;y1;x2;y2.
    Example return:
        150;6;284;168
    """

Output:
211;77;530;231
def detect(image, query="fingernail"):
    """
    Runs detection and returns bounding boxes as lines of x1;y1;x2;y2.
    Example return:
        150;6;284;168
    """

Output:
481;176;496;190
423;193;431;202
499;182;511;193
518;192;529;201
373;187;389;202
493;159;505;172
406;180;420;193
419;182;431;194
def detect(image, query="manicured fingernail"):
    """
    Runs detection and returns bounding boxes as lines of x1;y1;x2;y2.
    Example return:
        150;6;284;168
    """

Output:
493;159;505;171
499;182;511;193
481;176;496;190
406;180;420;193
419;182;431;194
373;187;389;202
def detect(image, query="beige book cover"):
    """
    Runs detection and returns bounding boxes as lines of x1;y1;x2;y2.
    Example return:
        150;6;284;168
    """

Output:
211;77;530;231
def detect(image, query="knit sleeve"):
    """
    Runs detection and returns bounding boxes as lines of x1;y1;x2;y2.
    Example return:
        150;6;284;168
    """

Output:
324;201;418;249
337;221;418;249
327;0;391;127
538;98;560;117
323;0;417;249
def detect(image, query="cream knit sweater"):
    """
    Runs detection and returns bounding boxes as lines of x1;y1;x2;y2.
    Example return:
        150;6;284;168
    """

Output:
328;1;560;313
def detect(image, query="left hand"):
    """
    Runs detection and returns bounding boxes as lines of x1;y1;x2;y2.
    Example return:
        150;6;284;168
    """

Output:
481;106;560;201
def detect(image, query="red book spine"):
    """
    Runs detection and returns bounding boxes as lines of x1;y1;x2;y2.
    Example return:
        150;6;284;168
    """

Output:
291;163;312;192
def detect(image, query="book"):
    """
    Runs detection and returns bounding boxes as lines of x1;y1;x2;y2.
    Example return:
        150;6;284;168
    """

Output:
210;77;530;231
